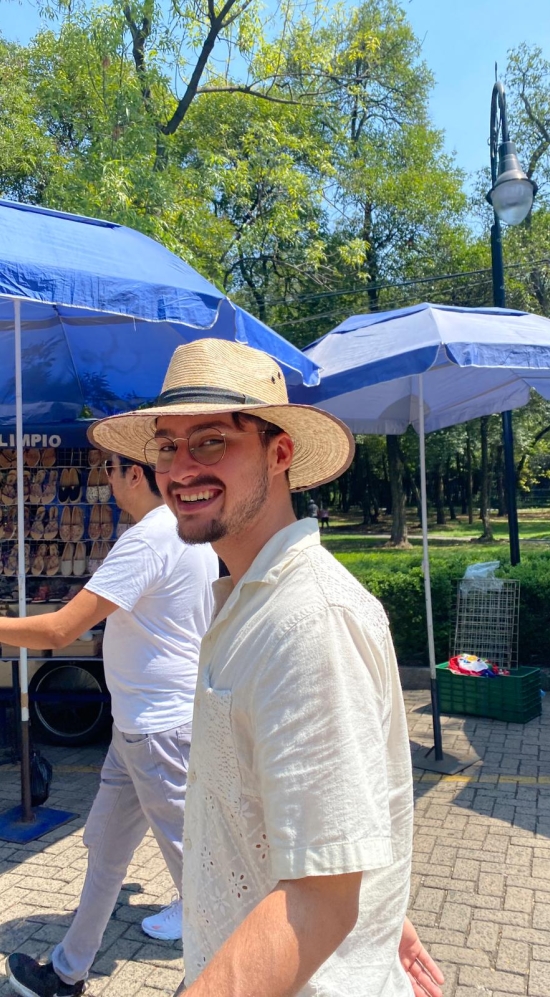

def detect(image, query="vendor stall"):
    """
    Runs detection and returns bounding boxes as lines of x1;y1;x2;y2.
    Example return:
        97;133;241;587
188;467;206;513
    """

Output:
0;198;319;827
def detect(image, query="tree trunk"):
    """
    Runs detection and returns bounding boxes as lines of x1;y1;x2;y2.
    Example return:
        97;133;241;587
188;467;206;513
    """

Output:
386;435;411;547
445;457;457;520
496;445;507;516
457;453;467;515
466;430;474;525
434;466;446;525
479;417;494;541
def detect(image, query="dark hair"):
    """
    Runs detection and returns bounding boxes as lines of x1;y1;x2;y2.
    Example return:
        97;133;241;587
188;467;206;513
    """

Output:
114;454;161;497
232;412;285;445
232;412;290;483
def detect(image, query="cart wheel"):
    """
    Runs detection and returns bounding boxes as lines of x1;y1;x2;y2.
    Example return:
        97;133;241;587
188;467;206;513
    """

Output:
29;660;111;746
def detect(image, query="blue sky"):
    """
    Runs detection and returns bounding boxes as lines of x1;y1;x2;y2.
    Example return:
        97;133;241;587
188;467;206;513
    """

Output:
406;0;550;176
1;0;549;181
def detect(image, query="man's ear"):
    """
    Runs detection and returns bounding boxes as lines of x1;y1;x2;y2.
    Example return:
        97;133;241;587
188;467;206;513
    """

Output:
129;464;144;488
271;433;294;478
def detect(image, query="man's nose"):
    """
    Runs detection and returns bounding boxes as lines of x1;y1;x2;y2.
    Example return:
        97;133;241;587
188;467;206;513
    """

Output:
167;441;201;482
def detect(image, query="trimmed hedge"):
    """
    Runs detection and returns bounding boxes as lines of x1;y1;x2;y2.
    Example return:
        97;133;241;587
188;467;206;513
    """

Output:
329;543;550;667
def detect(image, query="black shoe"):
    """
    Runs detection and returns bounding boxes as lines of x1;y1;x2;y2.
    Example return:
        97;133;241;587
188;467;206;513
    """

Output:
5;954;85;997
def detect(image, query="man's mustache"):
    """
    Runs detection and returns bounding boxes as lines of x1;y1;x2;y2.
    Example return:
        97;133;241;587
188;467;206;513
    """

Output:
166;477;224;498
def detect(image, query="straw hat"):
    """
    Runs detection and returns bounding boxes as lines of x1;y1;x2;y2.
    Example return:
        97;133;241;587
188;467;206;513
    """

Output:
88;339;355;491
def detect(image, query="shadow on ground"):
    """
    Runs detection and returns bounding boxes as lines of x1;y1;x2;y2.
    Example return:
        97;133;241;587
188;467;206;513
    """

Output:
0;884;181;988
408;695;550;839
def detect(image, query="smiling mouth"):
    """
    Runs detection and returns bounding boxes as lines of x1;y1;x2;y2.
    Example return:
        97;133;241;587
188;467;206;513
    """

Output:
173;487;223;512
180;490;218;503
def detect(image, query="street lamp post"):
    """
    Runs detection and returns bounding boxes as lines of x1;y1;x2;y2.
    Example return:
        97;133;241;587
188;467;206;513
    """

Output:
487;81;537;566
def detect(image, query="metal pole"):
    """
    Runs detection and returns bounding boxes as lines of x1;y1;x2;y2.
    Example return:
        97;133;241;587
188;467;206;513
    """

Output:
490;83;521;567
418;374;443;761
14;299;33;822
490;218;520;566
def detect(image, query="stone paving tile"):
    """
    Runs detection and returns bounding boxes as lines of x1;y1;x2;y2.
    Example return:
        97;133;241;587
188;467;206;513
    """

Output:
0;690;548;997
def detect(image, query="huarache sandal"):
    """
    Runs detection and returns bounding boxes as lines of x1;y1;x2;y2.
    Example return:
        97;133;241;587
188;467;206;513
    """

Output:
24;448;40;467
2;470;17;506
100;504;113;540
73;541;87;576
60;506;72;542
31;543;48;576
58;468;71;504
71;506;84;542
3;549;17;576
29;470;46;504
88;449;103;467
86;467;100;503
45;543;60;576
44;507;58;541
68;467;82;503
42;470;58;504
30;507;46;540
0;449;16;468
88;540;101;573
61;542;74;576
88;503;101;540
4;508;16;540
41;448;56;468
98;467;111;503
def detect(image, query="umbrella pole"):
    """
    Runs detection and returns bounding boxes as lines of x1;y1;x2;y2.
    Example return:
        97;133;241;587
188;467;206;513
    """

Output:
14;299;33;822
418;374;443;762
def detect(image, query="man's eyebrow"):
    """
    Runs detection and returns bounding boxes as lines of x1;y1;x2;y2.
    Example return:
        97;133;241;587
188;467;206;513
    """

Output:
154;420;234;439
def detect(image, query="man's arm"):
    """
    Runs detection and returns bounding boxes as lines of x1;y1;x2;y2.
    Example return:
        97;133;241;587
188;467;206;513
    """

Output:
0;589;118;649
181;872;361;997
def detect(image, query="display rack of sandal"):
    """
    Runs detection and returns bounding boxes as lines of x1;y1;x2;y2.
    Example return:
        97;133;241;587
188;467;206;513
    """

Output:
0;446;133;613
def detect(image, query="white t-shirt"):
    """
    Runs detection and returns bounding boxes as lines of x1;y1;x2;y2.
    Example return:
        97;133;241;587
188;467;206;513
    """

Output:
85;504;218;734
183;519;414;996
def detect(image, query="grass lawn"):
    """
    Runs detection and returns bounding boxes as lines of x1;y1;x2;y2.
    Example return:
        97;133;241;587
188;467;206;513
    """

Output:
321;507;550;559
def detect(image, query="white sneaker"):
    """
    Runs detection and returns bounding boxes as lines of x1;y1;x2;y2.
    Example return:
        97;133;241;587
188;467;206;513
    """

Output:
141;898;183;940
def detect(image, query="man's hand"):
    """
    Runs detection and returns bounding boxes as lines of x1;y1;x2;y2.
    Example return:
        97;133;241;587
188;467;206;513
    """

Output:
399;917;444;997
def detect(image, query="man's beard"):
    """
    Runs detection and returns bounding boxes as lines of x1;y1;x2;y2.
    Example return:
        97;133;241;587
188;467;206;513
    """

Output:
171;460;269;545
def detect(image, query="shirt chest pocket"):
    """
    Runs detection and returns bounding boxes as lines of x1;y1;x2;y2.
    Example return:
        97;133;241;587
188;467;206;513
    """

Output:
194;684;242;813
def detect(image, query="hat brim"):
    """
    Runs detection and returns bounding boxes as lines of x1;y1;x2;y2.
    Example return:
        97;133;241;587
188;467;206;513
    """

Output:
87;401;354;492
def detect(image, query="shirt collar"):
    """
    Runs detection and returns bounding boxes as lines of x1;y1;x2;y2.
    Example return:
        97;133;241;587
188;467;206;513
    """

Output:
210;518;320;630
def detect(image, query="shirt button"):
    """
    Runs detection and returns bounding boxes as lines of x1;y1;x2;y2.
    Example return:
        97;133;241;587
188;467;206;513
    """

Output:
184;837;192;850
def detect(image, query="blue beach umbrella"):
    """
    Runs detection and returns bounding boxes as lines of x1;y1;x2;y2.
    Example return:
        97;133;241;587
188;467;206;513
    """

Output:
292;302;550;769
0;199;320;825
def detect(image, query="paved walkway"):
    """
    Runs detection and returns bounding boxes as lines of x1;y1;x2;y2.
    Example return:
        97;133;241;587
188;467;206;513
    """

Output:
0;691;548;997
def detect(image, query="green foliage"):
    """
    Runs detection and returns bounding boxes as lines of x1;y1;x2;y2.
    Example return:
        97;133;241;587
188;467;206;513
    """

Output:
328;544;550;667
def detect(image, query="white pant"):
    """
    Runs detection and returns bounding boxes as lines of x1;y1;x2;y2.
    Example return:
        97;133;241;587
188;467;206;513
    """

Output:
52;722;191;984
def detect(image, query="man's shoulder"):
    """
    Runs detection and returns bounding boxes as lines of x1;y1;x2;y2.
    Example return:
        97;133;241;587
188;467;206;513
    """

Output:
276;543;389;633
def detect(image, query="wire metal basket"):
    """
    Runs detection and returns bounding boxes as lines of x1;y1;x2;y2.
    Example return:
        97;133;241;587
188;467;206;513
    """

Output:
452;577;520;671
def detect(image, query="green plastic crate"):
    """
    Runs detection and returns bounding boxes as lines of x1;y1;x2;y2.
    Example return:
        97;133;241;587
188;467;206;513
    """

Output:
436;663;542;724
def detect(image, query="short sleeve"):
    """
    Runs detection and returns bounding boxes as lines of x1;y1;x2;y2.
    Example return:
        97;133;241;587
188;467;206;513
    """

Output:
252;606;394;881
85;531;163;612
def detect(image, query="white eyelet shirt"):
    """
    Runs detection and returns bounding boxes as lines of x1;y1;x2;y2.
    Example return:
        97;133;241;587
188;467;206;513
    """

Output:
182;519;414;996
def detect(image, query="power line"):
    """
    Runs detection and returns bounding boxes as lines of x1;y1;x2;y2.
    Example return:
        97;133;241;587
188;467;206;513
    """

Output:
264;256;550;309
276;276;499;327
